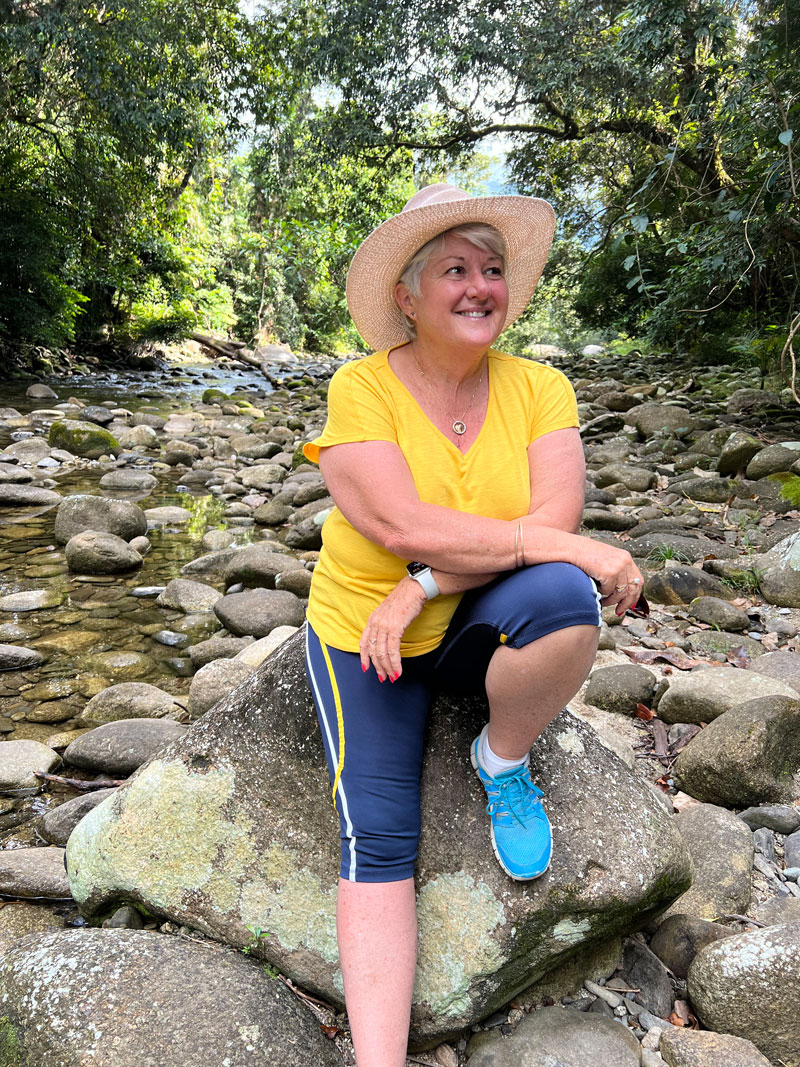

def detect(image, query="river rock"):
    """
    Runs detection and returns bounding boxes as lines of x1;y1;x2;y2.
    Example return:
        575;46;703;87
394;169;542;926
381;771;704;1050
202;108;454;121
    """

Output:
98;469;158;491
0;644;45;671
727;387;782;414
156;578;222;613
283;514;324;550
180;548;239;579
0;483;62;506
65;631;692;1048
748;650;800;694
65;530;143;574
0;461;33;483
648;914;733;979
40;788;118;846
48;419;121;458
187;636;253;669
685;630;763;658
79;683;183;727
673;695;800;806
745;444;799;479
26;383;57;399
673;476;738;503
187;659;256;718
655;665;797;725
687;596;749;631
717;431;762;476
620;938;673;1017
144;505;192;524
737;803;800;834
0;928;343;1067
84;650;151;681
660;1028;773;1067
688;921;800;1067
0;740;60;792
0;589;62;613
234;626;299;667
222;545;305;588
114;424;159;448
0;848;70;899
643;565;735;603
467;1005;641;1066
755;531;800;607
64;719;188;776
239;463;285;490
54;495;147;543
0;903;65;955
629;403;699;437
214;588;305;637
584;664;657;715
659;804;753;923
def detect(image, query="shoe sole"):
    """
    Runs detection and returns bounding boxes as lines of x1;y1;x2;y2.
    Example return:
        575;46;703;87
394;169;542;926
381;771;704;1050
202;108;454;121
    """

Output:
470;743;551;883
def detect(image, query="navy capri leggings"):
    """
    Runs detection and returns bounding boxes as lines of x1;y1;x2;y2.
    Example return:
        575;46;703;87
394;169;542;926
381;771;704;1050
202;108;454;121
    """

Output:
305;562;601;883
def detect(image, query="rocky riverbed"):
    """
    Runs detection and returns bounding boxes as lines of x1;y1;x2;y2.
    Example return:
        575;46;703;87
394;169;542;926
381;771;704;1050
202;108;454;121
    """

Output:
0;342;799;1066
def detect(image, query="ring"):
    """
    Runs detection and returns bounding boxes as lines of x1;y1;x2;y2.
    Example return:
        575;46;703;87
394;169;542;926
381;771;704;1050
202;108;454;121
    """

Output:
632;577;641;585
368;640;376;647
615;584;627;592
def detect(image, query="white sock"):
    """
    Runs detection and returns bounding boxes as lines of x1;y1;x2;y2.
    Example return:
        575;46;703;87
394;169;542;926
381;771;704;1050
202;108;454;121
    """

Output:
478;725;530;777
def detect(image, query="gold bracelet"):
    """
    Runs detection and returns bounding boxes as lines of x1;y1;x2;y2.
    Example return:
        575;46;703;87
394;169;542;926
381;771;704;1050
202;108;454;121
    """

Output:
513;522;521;568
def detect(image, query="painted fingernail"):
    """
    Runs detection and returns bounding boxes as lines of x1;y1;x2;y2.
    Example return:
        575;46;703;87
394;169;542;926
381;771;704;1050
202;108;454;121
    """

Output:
361;664;368;673
378;674;385;683
391;672;399;682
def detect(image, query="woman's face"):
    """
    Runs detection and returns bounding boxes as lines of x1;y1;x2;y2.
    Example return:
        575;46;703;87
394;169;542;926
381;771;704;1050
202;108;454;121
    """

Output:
396;233;509;352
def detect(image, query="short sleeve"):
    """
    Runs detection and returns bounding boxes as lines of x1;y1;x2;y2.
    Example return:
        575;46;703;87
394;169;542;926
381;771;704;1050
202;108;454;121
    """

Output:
529;366;580;443
303;361;398;464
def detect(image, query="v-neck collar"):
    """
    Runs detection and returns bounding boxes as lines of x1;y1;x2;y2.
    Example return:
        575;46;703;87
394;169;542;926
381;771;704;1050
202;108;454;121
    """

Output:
383;344;495;460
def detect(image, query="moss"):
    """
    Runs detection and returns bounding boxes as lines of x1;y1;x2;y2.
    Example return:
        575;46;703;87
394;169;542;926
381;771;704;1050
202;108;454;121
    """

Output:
202;388;228;404
47;420;120;459
0;1017;24;1067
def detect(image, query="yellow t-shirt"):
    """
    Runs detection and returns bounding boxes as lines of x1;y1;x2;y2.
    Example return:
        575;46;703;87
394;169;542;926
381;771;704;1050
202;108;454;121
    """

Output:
302;346;579;655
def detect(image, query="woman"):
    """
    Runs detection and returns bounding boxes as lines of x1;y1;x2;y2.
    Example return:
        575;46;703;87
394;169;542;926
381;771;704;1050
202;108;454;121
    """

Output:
302;183;643;1066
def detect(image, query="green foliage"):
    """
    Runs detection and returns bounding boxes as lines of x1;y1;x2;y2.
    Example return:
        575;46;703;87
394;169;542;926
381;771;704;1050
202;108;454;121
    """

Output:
294;0;800;352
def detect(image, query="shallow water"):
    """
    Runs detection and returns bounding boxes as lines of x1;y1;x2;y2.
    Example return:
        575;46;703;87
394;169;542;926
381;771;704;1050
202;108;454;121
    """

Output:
0;359;309;730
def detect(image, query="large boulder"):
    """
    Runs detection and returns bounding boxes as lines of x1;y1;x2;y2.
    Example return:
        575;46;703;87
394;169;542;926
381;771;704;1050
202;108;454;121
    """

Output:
673;695;800;806
48;419;121;458
214;588;305;637
688;922;800;1067
66;632;692;1048
222;545;305;589
655;665;797;725
54;495;147;544
0;928;343;1067
79;683;183;727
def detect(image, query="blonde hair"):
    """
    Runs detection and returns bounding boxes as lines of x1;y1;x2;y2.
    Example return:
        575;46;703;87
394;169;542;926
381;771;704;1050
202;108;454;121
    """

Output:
397;223;507;340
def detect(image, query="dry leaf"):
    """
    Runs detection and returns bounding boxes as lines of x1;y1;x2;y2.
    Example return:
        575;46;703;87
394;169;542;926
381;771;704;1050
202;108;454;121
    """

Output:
671;791;701;813
761;633;780;652
320;1023;343;1040
622;647;704;670
635;703;654;721
726;645;751;669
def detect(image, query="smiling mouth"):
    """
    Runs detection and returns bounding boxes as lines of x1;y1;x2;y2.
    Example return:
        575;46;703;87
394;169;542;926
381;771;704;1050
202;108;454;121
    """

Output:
457;310;491;318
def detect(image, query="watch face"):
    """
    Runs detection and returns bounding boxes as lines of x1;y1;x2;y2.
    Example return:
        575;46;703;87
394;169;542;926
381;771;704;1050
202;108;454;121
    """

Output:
407;562;430;577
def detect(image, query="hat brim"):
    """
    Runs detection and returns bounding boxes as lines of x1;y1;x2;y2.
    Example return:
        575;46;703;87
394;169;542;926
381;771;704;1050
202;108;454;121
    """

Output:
346;195;555;352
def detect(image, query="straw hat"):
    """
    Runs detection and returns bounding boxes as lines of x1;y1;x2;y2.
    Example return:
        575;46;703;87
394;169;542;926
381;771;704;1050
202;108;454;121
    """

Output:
346;183;555;351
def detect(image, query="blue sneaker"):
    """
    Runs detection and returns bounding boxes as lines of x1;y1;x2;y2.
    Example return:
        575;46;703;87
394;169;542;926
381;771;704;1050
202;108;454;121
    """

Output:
470;732;552;881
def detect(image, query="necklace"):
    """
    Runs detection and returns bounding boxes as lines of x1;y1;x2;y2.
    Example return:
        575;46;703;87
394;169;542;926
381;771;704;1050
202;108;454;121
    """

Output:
412;351;486;437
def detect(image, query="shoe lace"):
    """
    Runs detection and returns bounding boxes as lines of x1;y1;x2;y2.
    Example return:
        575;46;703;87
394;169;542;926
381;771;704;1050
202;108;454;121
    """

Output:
485;766;545;826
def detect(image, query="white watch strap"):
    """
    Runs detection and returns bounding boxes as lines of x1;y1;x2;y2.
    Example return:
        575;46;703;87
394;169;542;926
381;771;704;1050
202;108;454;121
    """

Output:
409;568;440;599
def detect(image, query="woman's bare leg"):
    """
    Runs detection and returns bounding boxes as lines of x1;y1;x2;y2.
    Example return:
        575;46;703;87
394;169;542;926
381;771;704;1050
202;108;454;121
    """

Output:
484;624;599;759
337;876;417;1067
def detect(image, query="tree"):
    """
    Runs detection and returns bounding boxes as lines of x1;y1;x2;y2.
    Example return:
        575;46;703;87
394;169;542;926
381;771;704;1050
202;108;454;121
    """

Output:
0;0;247;348
296;0;800;353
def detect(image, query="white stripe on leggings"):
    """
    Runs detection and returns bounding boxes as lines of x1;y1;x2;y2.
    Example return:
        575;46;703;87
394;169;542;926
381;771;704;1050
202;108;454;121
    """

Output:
305;624;358;882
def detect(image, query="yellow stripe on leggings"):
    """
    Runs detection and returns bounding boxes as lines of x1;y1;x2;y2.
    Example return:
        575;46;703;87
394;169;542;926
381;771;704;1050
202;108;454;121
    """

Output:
320;640;346;804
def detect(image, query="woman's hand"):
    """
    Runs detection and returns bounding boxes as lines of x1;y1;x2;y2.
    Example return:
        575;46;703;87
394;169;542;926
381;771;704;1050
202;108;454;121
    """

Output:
570;537;644;617
359;577;428;682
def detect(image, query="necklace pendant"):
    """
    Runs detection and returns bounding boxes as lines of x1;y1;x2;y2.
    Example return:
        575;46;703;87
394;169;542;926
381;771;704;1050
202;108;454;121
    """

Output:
452;419;467;436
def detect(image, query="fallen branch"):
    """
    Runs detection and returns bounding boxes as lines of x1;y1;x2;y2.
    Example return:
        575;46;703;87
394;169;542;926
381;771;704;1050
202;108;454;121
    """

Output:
191;332;265;371
33;772;125;790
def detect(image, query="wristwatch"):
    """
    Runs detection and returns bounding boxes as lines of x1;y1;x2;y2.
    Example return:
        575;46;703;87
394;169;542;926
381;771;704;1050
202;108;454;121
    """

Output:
406;561;440;599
